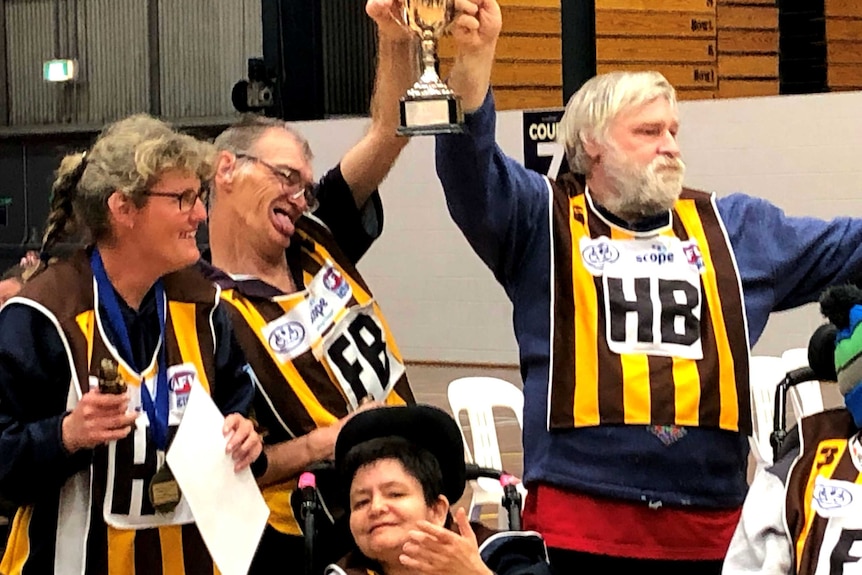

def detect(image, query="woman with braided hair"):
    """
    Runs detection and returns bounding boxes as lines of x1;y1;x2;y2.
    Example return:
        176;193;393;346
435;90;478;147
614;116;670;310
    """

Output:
0;114;263;575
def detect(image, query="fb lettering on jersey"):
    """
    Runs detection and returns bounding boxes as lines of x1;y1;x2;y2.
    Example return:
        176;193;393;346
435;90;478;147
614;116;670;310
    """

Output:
322;302;405;410
580;236;705;359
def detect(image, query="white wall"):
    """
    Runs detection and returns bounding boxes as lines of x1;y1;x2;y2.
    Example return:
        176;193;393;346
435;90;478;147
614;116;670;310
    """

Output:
679;91;862;357
294;90;862;365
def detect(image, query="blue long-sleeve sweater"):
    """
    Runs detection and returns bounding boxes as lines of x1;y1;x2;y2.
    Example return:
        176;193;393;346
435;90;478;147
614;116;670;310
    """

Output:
435;90;862;508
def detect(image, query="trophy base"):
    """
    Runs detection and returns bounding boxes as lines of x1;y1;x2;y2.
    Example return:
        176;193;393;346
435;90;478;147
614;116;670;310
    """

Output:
398;96;464;136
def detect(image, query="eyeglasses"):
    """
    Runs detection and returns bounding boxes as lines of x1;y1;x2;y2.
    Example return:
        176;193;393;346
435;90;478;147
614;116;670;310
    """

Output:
236;153;318;212
144;185;209;212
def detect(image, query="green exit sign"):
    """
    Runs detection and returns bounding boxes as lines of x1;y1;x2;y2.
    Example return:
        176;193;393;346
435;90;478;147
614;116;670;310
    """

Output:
43;59;77;82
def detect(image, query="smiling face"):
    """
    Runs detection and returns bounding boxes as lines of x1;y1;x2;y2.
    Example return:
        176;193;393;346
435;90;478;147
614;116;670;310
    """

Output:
348;458;448;567
229;127;314;253
123;168;206;275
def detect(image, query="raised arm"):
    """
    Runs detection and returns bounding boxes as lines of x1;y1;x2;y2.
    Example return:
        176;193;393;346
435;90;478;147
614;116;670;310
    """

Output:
434;0;547;287
447;0;501;112
719;193;862;342
340;0;419;208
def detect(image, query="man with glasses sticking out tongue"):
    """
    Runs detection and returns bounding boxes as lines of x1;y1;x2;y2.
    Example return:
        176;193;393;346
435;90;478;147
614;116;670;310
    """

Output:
201;1;418;572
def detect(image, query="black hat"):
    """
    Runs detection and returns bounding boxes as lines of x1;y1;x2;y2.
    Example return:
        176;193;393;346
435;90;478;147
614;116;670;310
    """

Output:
335;404;467;503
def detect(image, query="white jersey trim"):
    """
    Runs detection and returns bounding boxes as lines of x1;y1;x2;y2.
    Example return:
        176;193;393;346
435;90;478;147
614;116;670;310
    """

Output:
6;296;92;575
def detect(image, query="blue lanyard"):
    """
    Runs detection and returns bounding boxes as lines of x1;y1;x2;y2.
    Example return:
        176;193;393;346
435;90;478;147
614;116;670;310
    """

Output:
90;248;170;451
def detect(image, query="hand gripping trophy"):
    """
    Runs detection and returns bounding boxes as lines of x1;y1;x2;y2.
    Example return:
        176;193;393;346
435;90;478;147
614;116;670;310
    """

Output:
398;0;464;135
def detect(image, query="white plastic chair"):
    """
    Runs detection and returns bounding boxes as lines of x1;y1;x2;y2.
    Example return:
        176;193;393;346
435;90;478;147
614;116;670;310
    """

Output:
781;347;825;419
447;376;527;528
748;355;786;469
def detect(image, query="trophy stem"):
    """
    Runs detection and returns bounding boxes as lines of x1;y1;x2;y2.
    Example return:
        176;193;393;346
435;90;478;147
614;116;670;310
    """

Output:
419;34;442;86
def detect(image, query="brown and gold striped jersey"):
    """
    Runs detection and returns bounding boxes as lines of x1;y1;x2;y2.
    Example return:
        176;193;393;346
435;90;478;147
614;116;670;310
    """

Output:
218;217;414;535
548;176;751;434
1;251;224;575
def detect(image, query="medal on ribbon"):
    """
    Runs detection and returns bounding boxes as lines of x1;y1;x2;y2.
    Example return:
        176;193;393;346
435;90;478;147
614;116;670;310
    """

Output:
92;248;181;514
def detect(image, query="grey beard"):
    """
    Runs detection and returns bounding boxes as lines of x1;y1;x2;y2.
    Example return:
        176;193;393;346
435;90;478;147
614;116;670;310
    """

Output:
604;161;685;220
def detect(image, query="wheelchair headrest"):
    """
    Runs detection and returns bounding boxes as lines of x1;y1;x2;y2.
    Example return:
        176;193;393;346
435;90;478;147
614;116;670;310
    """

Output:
808;322;838;382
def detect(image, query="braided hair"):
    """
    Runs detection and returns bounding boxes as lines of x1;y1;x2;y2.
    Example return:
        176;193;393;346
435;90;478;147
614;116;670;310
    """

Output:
27;114;215;280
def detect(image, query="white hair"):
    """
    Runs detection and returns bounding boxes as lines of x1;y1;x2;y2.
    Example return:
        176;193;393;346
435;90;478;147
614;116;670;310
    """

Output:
558;71;677;175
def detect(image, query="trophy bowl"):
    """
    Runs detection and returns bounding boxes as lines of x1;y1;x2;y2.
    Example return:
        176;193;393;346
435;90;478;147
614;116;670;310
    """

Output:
398;0;464;136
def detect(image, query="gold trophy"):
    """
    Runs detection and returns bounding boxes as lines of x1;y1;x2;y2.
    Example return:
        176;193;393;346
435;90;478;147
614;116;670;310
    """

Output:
97;358;127;395
398;0;464;136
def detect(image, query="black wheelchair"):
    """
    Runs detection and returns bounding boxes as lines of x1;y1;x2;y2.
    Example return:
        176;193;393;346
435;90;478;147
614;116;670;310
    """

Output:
769;323;837;461
769;365;819;462
292;463;524;575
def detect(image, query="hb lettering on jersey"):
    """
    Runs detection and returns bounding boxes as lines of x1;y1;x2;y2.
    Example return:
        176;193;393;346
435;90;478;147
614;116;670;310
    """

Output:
581;237;705;358
606;277;701;353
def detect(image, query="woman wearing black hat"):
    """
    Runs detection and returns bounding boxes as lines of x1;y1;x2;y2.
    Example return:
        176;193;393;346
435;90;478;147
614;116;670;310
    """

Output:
325;405;551;575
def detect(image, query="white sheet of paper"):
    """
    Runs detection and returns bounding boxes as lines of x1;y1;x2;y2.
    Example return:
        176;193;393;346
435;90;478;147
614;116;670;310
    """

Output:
166;384;269;575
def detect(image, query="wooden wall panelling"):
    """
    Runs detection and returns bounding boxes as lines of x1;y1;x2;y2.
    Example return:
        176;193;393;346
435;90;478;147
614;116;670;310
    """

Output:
595;10;717;37
825;0;862;18
438;1;563;110
596;63;717;89
716;0;779;99
596;0;718;100
826;0;862;90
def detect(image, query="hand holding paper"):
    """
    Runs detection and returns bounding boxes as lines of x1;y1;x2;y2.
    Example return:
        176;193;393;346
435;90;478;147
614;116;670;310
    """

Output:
223;412;263;472
166;384;269;575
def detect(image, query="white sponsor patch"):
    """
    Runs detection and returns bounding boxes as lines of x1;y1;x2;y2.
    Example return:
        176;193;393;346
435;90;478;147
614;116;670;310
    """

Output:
259;262;354;362
580;236;705;359
812;476;857;518
321;302;405;411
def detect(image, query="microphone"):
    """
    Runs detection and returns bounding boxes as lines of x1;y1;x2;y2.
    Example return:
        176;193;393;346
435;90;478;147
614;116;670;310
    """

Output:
499;474;522;531
298;472;317;519
298;472;317;575
500;473;520;488
298;471;316;489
